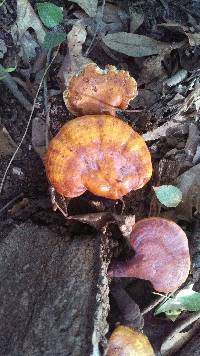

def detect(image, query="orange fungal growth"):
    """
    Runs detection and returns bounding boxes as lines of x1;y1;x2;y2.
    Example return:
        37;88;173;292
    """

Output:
109;217;190;293
45;115;152;200
105;325;155;356
63;64;137;116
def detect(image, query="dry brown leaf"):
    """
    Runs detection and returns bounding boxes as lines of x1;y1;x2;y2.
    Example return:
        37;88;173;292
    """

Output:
143;81;200;141
143;115;186;141
0;126;20;157
32;117;46;160
159;22;200;47
11;0;46;45
0;39;7;59
57;21;92;90
9;198;29;215
176;163;200;220
129;11;144;33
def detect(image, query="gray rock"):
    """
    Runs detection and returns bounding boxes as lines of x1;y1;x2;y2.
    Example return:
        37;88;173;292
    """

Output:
0;222;100;356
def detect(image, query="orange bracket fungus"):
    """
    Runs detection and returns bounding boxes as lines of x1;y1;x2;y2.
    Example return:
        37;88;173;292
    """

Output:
109;217;190;293
45;115;152;200
105;325;155;356
63;63;137;116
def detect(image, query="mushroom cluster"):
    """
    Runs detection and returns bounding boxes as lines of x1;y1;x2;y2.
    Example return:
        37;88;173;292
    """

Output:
46;64;152;200
45;63;191;354
46;64;190;292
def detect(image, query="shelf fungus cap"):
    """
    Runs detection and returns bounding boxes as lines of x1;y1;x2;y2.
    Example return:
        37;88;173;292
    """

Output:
45;115;152;200
105;325;155;356
109;217;190;293
63;63;137;116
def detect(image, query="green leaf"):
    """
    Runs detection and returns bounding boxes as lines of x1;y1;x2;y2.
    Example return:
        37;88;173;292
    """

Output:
37;2;63;28
153;185;182;207
102;32;170;57
43;32;66;49
0;66;16;80
155;286;200;318
69;0;98;17
165;310;182;322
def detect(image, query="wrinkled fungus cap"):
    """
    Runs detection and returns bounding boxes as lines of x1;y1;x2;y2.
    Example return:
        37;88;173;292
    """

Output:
109;217;190;293
105;325;155;356
63;64;137;116
45;115;152;200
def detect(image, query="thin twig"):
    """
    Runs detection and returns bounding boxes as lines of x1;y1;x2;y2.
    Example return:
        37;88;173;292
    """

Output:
85;0;106;56
43;50;51;149
0;64;32;111
162;311;200;345
0;48;59;195
141;295;166;315
0;193;23;215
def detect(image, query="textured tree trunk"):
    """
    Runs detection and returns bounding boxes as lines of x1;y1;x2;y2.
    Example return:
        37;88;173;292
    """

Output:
0;222;102;356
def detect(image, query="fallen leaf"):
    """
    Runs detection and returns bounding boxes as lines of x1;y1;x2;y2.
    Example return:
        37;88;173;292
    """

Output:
155;285;200;317
165;310;182;322
0;39;7;59
164;69;188;87
143;81;200;141
176;163;200;220
11;0;46;45
0;66;16;80
159;22;200;47
32;117;46;160
57;21;91;89
143;114;186;141
0;126;20;157
102;32;176;57
37;2;63;29
129;11;144;33
153;185;182;208
101;3;122;24
184;123;200;162
19;31;39;63
43;32;66;49
9;198;29;215
69;0;98;17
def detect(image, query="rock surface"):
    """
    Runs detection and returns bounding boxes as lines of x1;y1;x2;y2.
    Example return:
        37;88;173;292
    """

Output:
0;222;100;356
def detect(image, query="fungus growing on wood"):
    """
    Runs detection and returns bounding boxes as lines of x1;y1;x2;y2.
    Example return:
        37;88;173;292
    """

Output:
63;63;137;116
105;325;155;356
45;115;152;200
109;217;190;293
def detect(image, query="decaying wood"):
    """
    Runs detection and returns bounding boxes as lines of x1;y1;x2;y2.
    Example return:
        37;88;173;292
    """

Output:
0;222;109;356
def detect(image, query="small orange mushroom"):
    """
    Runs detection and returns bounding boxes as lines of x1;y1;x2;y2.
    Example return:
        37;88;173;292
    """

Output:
105;325;155;356
45;115;152;200
63;64;137;116
109;217;190;293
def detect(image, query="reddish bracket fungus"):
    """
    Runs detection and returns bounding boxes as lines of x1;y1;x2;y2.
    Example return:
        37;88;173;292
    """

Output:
109;217;190;293
105;325;155;356
45;115;152;200
63;63;137;116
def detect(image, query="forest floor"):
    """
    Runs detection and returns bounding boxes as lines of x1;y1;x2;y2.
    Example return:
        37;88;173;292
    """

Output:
1;1;200;355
